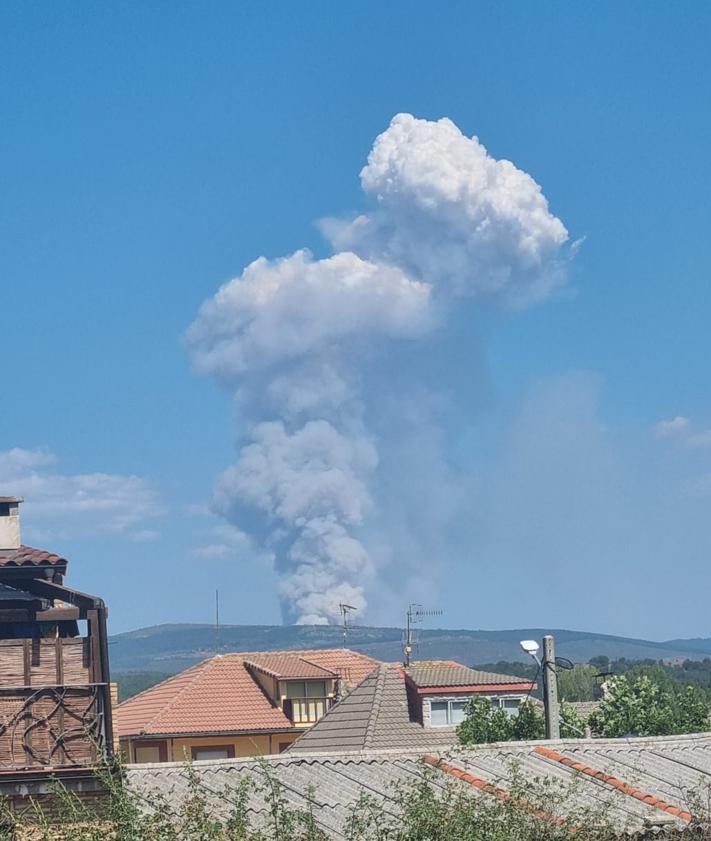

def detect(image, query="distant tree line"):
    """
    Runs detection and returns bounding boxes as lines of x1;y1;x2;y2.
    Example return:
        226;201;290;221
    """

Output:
475;657;711;703
115;671;171;701
461;656;711;743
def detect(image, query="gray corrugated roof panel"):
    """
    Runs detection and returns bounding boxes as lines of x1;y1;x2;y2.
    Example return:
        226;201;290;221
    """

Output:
126;733;711;837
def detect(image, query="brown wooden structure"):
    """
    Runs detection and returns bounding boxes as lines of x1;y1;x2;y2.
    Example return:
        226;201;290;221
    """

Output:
0;498;112;785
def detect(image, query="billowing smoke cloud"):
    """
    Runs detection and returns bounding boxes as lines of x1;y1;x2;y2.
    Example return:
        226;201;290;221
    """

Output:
187;113;570;624
323;114;569;307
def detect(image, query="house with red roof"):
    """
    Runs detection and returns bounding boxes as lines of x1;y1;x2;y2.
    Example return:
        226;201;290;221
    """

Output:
116;648;379;762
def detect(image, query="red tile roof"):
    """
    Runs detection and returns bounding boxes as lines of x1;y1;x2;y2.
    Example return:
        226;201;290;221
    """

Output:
116;648;380;739
0;545;67;570
245;654;337;680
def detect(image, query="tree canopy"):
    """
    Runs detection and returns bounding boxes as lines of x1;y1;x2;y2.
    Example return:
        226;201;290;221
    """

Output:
589;674;711;738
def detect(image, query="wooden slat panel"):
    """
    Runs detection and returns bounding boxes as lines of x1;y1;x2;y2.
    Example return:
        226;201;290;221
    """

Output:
29;641;57;687
23;640;31;687
0;642;25;686
63;638;91;683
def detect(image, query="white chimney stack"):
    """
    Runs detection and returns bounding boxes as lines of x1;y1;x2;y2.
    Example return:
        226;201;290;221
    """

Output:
0;497;23;551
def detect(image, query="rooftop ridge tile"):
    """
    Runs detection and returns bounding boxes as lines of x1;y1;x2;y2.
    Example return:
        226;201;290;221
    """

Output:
363;665;388;750
534;745;693;823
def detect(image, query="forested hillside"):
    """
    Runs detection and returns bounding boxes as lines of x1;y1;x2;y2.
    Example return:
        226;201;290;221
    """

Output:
110;623;711;698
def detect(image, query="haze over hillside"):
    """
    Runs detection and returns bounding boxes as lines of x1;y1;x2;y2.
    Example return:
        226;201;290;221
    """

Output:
109;624;711;675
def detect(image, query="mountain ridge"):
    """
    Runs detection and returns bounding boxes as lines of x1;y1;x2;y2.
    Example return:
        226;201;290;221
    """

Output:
108;623;711;674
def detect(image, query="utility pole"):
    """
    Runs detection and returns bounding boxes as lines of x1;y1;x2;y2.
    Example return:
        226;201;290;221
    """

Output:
542;634;560;740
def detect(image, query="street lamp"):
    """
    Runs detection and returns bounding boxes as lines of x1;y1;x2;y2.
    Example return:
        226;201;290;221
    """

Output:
519;636;560;739
519;639;541;665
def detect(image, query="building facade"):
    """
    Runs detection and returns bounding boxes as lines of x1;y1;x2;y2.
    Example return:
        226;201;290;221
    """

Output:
116;648;378;762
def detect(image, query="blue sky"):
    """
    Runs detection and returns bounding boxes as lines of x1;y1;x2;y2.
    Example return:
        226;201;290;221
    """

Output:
1;3;710;638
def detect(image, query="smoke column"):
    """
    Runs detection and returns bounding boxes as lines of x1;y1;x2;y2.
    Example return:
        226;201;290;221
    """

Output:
187;114;569;624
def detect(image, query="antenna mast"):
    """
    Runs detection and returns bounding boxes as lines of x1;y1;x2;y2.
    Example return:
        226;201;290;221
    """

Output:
215;589;220;654
339;603;357;644
403;603;443;667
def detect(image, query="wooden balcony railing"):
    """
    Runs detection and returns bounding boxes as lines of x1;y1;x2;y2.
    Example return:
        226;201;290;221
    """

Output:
0;683;108;771
283;697;332;725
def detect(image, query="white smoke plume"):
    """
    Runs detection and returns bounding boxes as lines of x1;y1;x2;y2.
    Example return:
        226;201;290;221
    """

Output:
323;113;569;307
187;113;570;624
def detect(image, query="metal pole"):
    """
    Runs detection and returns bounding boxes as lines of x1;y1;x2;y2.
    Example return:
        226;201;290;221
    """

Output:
543;634;560;740
215;589;220;653
404;608;412;667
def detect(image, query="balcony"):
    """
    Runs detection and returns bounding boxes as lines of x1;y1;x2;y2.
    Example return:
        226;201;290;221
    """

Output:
0;682;108;771
283;696;332;725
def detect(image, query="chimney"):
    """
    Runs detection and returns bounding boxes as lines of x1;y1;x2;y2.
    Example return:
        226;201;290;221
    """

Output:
0;497;23;551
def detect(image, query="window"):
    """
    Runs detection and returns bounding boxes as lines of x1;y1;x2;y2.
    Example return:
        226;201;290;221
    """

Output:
429;699;467;726
489;697;523;718
284;680;327;699
285;681;306;699
283;680;330;723
134;740;168;763
190;745;235;761
306;680;327;698
430;701;449;726
450;700;467;725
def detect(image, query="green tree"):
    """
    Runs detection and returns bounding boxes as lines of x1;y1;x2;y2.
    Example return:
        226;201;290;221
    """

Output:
511;700;545;740
559;700;586;738
557;664;598;702
589;674;711;738
588;655;609;672
456;696;513;744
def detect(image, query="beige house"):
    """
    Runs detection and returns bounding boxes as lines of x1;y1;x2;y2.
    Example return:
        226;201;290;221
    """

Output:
116;648;378;763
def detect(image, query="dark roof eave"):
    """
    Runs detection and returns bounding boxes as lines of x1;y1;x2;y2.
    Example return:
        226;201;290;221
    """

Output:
122;727;299;740
415;682;536;694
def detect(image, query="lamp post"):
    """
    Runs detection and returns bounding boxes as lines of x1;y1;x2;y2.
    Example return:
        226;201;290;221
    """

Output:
519;635;560;740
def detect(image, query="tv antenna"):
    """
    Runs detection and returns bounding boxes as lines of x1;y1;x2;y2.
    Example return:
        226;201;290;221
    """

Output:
339;603;357;644
403;603;442;667
215;589;220;654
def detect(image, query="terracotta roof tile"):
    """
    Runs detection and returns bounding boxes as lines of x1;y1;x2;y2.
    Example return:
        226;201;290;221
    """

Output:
245;654;337;679
0;545;67;570
116;648;379;739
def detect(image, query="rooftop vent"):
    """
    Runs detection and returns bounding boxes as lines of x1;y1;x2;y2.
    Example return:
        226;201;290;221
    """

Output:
0;497;23;551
